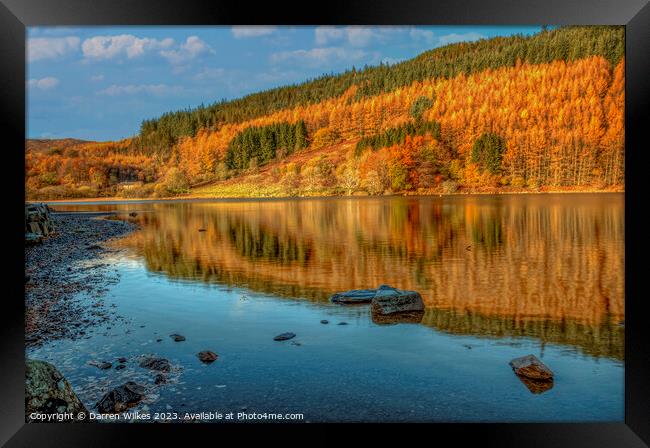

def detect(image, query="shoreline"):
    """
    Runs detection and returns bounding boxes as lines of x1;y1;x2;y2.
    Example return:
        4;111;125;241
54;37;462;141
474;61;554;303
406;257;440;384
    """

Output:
25;212;137;347
33;188;624;205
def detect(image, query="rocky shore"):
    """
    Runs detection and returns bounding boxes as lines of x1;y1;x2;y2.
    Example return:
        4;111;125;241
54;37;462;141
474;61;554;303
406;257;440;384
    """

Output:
25;210;137;347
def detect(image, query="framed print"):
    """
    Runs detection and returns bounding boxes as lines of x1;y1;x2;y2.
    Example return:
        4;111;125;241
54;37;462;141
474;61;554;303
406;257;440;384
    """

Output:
1;0;648;445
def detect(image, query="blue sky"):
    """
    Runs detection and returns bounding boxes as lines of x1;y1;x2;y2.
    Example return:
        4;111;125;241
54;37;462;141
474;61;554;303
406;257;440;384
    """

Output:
27;26;542;141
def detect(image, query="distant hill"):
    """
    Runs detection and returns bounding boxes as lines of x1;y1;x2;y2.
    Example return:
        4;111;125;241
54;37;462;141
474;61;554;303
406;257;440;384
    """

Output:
25;26;625;200
26;138;90;154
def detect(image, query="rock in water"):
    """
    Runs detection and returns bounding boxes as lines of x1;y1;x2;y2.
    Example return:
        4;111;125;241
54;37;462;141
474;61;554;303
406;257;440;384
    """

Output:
25;360;88;420
95;382;145;413
330;289;376;304
320;320;329;324
154;374;167;385
370;285;424;315
509;355;554;381
169;333;186;342
88;360;112;370
197;351;219;363
273;332;296;341
139;357;171;372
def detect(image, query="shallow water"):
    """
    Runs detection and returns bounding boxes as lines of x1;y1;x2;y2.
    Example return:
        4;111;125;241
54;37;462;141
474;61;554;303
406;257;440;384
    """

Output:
31;194;624;422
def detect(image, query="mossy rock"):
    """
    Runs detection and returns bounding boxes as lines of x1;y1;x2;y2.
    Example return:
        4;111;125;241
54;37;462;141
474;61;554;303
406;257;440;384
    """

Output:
25;359;88;421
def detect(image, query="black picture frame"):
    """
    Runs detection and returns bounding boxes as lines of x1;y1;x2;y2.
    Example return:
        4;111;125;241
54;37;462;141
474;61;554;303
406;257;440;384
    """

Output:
1;0;648;445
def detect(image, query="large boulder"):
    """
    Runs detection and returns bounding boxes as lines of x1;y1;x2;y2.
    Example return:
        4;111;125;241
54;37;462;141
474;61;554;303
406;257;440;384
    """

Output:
370;285;424;315
95;382;146;413
25;203;54;243
25;359;88;420
331;285;425;316
509;354;554;381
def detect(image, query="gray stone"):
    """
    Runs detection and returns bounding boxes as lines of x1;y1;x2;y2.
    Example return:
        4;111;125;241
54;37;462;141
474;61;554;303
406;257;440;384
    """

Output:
509;354;554;380
25;232;43;245
95;382;145;413
169;333;186;342
139;357;171;372
370;285;424;315
330;289;376;304
273;332;296;341
25;360;88;421
88;361;112;370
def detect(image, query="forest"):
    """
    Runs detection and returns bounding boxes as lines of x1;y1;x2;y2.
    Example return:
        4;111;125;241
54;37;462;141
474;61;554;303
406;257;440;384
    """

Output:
25;26;624;200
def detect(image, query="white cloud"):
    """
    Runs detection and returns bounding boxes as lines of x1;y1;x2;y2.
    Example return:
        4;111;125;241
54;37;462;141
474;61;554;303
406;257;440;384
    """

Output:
381;57;404;65
97;84;182;96
27;36;80;62
314;26;346;45
409;28;435;45
315;26;405;47
409;28;486;46
437;32;485;45
231;26;278;38
270;47;369;67
82;34;174;60
160;36;214;65
27;77;60;90
192;67;227;81
346;27;377;47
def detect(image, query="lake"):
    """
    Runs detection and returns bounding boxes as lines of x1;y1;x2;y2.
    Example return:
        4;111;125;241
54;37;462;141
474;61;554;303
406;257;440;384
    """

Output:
30;193;624;422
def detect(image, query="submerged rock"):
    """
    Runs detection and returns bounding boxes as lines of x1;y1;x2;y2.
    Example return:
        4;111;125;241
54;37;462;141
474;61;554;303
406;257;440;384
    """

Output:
139;357;171;372
371;309;424;325
88;360;112;370
509;354;554;381
96;382;145;413
516;375;555;394
25;360;88;420
154;374;167;385
117;357;127;363
197;351;219;363
273;332;296;341
169;333;186;342
320;320;329;324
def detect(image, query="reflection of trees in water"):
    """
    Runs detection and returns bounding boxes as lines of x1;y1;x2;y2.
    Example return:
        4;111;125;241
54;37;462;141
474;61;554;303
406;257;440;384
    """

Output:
420;307;624;361
227;219;312;265
470;212;503;251
114;195;624;358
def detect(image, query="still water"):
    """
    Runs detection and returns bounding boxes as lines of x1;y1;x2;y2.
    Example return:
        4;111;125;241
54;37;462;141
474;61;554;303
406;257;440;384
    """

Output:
31;194;624;422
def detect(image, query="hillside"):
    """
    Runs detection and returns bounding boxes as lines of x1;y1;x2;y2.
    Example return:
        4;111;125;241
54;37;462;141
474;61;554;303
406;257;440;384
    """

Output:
25;26;624;200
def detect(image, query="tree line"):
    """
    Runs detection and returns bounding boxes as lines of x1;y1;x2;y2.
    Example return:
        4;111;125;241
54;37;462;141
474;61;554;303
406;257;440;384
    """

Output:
224;121;307;170
131;26;624;158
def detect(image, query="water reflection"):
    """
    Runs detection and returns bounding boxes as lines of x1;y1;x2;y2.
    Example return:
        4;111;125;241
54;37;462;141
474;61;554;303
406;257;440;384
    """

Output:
59;194;624;360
